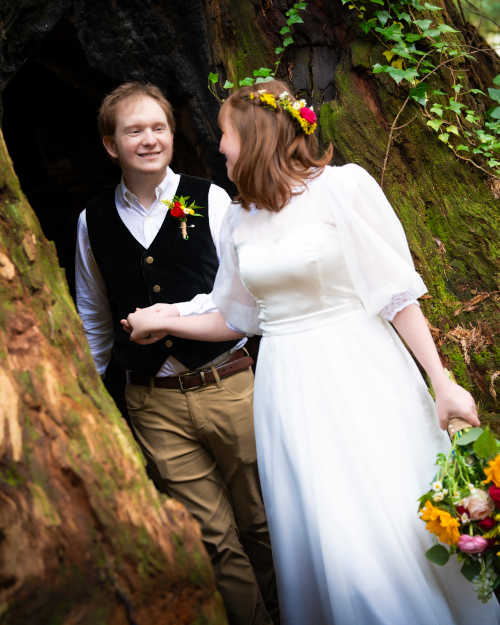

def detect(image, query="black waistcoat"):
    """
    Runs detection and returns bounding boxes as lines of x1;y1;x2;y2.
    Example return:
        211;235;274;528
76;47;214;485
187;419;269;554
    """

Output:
86;174;238;375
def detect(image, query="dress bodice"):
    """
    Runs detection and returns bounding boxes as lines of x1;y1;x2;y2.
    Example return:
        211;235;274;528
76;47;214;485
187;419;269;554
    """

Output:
234;184;364;335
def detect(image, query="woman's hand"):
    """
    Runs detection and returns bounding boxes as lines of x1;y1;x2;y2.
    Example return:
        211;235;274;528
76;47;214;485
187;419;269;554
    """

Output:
120;303;179;343
433;378;480;430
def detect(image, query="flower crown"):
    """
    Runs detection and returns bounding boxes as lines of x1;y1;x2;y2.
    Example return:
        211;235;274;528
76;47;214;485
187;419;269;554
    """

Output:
248;90;317;135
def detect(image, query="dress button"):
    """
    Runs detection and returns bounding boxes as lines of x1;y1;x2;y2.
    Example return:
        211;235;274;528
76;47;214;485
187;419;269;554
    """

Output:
165;339;173;348
153;284;161;293
145;256;154;264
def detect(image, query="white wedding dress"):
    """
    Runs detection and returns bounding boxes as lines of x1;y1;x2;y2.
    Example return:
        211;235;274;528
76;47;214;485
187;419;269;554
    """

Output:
213;164;500;625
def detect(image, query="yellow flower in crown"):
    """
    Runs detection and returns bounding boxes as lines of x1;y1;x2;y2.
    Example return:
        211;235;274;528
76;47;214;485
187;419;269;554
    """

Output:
260;92;278;108
247;89;318;135
420;500;461;545
483;454;500;487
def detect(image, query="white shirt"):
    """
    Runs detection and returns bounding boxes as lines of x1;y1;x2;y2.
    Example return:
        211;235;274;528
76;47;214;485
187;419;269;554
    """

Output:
75;166;242;376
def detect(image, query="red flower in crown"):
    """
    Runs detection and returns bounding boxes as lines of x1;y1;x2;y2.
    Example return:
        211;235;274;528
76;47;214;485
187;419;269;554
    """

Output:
300;107;317;124
170;201;185;218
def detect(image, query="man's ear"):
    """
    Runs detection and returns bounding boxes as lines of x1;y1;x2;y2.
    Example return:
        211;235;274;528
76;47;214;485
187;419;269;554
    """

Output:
102;135;118;159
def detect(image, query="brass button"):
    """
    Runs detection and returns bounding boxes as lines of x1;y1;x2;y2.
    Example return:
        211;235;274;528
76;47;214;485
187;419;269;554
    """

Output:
152;284;161;293
145;256;154;264
165;339;173;348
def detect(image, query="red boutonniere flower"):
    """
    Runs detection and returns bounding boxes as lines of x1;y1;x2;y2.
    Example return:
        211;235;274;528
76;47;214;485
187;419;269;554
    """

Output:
161;195;203;240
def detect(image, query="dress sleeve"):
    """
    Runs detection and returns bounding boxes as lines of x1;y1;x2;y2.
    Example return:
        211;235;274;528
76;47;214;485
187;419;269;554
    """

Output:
212;205;261;336
328;164;427;317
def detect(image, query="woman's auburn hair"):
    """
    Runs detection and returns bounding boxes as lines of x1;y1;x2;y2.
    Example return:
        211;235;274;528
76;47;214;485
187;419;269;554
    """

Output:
220;80;333;212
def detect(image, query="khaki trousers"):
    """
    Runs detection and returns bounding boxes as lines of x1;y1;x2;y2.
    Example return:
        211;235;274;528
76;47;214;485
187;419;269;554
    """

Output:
125;368;277;625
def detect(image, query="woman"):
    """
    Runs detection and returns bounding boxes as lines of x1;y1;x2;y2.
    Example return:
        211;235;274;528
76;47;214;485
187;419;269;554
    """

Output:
123;81;499;624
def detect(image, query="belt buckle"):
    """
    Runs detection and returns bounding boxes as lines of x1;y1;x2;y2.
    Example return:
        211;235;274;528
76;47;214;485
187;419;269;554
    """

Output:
178;370;207;393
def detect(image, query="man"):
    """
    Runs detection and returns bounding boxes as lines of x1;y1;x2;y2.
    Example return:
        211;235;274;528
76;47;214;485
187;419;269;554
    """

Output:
75;82;277;625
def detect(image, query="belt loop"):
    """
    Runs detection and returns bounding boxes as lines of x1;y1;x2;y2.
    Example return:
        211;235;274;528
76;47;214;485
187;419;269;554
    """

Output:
210;365;222;388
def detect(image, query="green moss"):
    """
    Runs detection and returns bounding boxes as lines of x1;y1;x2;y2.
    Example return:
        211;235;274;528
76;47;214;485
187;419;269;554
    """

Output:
28;482;61;526
0;465;25;487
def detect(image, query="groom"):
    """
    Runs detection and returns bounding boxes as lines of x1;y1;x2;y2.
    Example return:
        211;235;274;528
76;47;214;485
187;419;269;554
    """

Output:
75;82;277;625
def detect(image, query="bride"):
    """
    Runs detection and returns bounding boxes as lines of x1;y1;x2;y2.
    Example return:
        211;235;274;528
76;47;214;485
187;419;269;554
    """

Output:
122;80;500;624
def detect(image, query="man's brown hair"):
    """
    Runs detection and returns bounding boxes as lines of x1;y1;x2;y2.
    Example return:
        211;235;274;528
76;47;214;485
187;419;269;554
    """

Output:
219;80;333;212
98;82;175;137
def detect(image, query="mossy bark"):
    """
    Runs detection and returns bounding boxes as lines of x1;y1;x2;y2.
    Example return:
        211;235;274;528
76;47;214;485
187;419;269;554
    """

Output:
0;133;226;624
207;0;499;424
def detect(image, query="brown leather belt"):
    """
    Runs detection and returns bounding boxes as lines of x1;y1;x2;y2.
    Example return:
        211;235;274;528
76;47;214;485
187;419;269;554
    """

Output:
128;348;253;392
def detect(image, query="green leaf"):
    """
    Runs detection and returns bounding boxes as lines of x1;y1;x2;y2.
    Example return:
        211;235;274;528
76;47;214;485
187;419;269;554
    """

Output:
397;11;411;24
456;145;470;151
427;119;444;131
405;33;423;42
488;88;500;104
409;82;429;106
432;89;446;96
469;88;486;95
376;10;390;25
430;104;443;117
375;22;404;41
415;19;432;30
425;545;450;565
473;427;498;460
455;427;483;446
423;2;442;9
461;559;481;581
447;99;465;114
294;2;307;9
283;36;294;47
423;28;441;38
253;67;273;77
489;106;500;120
287;14;304;25
275;46;284;55
222;80;234;89
280;26;291;35
448;125;460;136
437;24;459;33
438;132;449;143
494;74;500;86
208;72;218;84
255;76;274;84
239;77;254;87
369;0;385;5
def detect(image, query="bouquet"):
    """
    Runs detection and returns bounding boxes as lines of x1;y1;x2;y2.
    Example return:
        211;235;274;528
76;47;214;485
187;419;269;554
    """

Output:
418;418;500;603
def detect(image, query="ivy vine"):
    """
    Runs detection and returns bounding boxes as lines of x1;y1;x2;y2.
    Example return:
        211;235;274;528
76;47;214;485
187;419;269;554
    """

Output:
343;0;500;182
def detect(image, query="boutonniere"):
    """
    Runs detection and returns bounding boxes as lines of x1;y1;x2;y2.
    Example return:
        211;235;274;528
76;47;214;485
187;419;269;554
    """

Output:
162;195;203;240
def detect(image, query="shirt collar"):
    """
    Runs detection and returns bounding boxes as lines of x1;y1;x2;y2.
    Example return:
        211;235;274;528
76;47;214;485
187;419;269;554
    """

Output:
118;167;179;208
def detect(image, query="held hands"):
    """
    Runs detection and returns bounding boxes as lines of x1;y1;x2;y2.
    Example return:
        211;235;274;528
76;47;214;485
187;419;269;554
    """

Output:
433;377;480;431
120;303;179;344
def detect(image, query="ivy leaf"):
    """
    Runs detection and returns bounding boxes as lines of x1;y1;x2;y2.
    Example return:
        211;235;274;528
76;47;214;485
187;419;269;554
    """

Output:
383;50;396;62
430;103;443;117
489;106;500;120
447;99;465;114
473;427;498;460
369;0;385;5
437;24;459;33
275;46;284;55
456;145;470;151
360;19;377;34
405;33;423;42
239;77;254;87
453;84;462;94
493;74;500;86
283;36;294;47
423;2;442;9
294;2;307;9
470;88;486;95
222;80;234;89
488;158;500;167
423;28;441;38
253;67;273;77
255;76;274;84
488;88;500;104
376;10;391;25
414;19;432;30
280;26;291;35
425;545;450;565
208;72;219;84
448;125;460;136
397;11;411;24
392;58;404;70
375;23;404;41
427;119;444;131
438;132;449;143
287;14;304;25
409;82;429;106
432;89;446;96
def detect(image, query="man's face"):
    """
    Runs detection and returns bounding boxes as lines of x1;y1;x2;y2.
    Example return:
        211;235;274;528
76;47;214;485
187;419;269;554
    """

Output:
103;95;173;180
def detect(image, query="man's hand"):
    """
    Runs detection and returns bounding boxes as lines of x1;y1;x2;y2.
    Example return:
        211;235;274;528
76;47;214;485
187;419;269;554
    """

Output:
120;303;178;343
